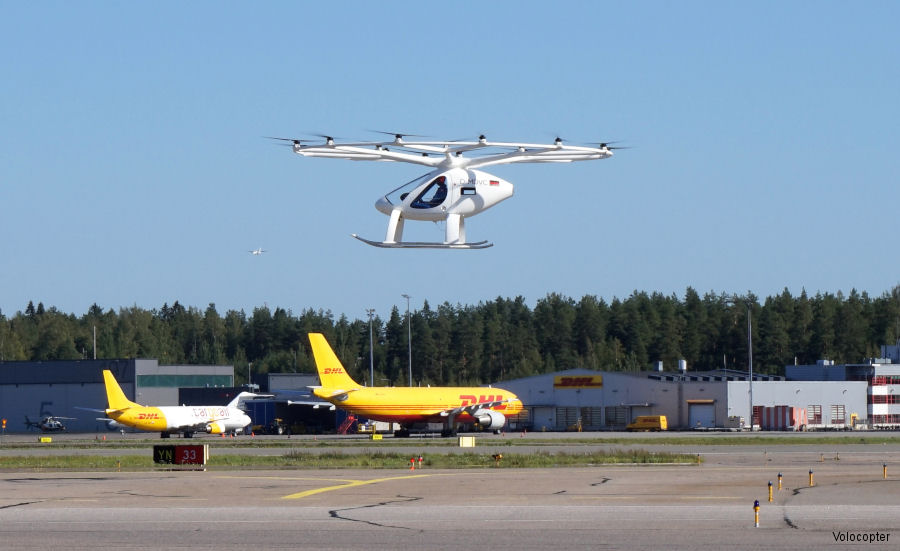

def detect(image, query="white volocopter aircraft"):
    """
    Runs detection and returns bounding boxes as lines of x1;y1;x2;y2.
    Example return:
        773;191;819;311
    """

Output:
272;132;618;249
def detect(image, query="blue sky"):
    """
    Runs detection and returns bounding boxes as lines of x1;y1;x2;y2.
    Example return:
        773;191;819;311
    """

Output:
2;2;898;320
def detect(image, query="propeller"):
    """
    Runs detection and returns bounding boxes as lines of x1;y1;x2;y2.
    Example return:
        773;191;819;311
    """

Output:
589;141;630;150
264;136;318;146
444;134;489;143
369;130;430;142
308;133;341;144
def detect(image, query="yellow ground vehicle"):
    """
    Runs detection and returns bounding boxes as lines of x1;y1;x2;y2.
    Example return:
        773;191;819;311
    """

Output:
626;415;668;432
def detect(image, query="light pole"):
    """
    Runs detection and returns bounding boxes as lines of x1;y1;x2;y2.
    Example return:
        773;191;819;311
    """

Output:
366;308;375;387
402;294;412;387
747;302;754;429
728;296;754;429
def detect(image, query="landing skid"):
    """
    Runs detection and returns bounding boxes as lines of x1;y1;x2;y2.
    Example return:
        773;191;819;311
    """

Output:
352;234;493;249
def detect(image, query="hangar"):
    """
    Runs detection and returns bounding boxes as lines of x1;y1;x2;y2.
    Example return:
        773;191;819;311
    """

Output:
0;359;234;433
497;367;868;431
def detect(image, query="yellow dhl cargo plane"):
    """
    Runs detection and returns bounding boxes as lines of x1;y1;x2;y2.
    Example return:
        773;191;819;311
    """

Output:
102;369;254;438
308;332;522;437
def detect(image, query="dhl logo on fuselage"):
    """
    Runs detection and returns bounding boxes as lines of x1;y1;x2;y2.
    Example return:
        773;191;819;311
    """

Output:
459;394;507;409
116;408;165;428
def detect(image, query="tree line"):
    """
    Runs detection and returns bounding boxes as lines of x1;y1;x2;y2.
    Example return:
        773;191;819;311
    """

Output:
2;286;899;386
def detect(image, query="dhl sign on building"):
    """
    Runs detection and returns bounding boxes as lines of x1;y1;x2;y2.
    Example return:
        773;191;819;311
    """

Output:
553;375;603;388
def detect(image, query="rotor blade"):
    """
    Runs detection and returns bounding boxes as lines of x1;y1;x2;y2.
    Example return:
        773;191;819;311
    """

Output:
368;130;430;140
264;136;317;145
588;141;631;150
308;133;342;141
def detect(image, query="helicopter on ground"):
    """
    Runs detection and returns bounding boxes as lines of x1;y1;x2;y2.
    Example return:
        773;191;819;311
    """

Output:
24;415;76;432
271;132;620;248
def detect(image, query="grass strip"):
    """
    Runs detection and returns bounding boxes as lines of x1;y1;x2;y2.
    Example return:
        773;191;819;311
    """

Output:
0;449;696;470
3;434;900;450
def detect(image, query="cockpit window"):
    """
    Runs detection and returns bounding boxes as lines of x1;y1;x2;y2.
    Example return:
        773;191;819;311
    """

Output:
411;176;448;209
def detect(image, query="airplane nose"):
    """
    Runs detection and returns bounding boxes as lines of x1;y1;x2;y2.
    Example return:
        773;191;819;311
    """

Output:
375;196;393;215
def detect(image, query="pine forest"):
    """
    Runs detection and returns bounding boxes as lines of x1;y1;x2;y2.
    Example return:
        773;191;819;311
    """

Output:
2;286;900;386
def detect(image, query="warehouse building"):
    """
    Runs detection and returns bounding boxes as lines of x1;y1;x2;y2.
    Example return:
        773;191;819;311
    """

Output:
786;342;900;428
498;366;867;431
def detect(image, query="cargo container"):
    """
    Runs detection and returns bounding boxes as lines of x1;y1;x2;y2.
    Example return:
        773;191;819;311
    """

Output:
760;405;807;431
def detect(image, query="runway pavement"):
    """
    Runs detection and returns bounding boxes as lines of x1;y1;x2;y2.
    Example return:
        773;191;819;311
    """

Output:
1;435;898;550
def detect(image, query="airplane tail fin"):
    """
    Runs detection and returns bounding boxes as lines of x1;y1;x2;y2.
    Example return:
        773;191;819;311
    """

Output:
103;370;140;411
308;333;362;390
226;391;271;408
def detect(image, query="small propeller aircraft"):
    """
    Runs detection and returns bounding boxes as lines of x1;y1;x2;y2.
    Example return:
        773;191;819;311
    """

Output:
248;248;267;255
24;415;75;432
272;132;618;248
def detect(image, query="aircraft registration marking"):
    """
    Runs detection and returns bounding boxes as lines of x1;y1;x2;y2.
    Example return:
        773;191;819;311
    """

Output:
281;474;433;500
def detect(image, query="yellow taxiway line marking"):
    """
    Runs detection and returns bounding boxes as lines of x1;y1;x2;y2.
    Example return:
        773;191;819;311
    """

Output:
218;475;364;483
282;474;433;500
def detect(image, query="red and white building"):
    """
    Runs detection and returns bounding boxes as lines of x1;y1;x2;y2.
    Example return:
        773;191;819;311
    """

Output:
786;342;900;429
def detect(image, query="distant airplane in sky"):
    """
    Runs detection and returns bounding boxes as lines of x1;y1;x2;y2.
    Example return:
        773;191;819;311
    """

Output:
249;248;267;255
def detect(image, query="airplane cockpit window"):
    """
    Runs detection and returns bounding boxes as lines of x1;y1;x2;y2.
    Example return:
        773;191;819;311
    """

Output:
411;176;448;209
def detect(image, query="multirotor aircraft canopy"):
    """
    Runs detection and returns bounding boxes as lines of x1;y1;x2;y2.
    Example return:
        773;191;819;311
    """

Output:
277;134;616;248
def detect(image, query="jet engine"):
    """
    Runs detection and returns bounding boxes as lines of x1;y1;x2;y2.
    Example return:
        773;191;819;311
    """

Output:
205;421;225;434
101;419;124;431
474;409;506;430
